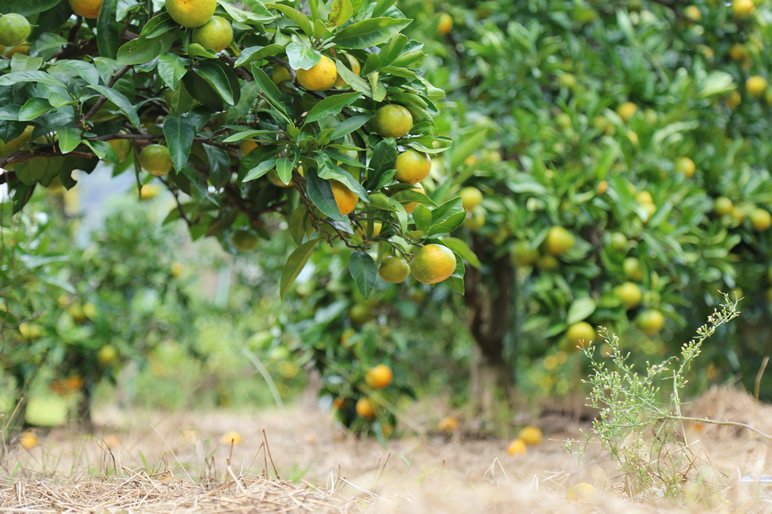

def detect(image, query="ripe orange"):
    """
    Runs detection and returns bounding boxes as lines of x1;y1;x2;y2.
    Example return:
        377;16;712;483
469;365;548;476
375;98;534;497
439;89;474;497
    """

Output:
511;241;538;267
139;144;173;176
714;196;734;216
140;183;161;200
335;53;361;87
637;309;665;335
411;244;457;285
751;208;771;231
616;102;637;122
615;282;642;309
675;157;695;178
437;13;453;35
596;180;608;195
356;397;376;419
394;149;431;184
459;186;483;210
729;43;749;62
378;256;410;283
221;431;243;444
240;139;258;155
373;104;413;138
191;16;233;52
69;0;103;18
331;180;358;215
230;228;259;251
108;138;131;163
545;226;575;256
507;439;527;455
437;416;459;433
365;364;393;389
623;257;644;282
747;75;768;98
402;182;424;214
166;0;216;28
295;55;338;91
0;44;29;58
732;0;755;18
66;376;84;391
518;425;543;445
566;322;596;349
0;14;31;46
18;432;38;450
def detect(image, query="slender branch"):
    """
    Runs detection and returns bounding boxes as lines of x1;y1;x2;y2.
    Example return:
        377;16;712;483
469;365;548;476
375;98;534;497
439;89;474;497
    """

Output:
82;65;133;125
159;176;193;228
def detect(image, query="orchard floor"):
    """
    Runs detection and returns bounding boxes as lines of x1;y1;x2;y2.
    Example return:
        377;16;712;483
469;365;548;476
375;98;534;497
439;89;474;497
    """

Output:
2;386;772;513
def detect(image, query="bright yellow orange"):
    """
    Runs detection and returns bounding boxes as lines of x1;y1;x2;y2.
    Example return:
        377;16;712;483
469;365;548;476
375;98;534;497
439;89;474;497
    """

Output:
295;55;338;91
747;75;767;98
437;416;459;433
18;432;38;450
394;150;431;184
507;439;527;455
615;282;642;309
69;0;103;18
567;483;598;502
675;157;695;178
459;186;483;210
365;364;393;389
616;102;637;122
437;13;453;35
545;226;575;256
140;183;161;200
518;425;543;445
240;139;258;155
596;180;608;195
166;0;216;28
356;397;376;419
733;0;755;18
221;431;243;444
751;208;771;231
566;322;596;349
637;309;665;335
411;244;457;285
331;180;358;215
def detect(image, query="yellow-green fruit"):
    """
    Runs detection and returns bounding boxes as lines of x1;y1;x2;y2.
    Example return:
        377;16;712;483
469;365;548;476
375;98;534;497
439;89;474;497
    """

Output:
714;196;734;216
140;183;162;200
511;241;538;267
69;304;87;324
636;190;653;205
437;12;453;35
567;483;598;502
166;0;216;28
518;425;543;445
615;282;642;309
536;254;558;271
139;144;173;176
610;232;627;253
373;104;413;138
732;0;755;18
272;66;292;85
83;302;97;320
69;0;103;18
566;321;596;349
623;257;644;282
750;208;771;231
616;102;637;122
378;256;410;284
729;43;749;62
97;345;119;366
18;322;42;340
684;5;701;21
295;55;338;91
0;125;34;157
637;309;665;335
747;76;768;98
349;304;371;325
545;226;575;256
411;244;457;285
675;157;695;178
230;229;259;251
0;14;31;47
394;150;431;184
108;139;131;163
459;186;483;210
191;16;233;52
463;209;485;231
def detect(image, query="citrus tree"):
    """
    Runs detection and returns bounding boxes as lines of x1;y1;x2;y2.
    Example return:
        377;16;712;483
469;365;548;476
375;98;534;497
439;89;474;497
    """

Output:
0;0;476;307
395;0;772;409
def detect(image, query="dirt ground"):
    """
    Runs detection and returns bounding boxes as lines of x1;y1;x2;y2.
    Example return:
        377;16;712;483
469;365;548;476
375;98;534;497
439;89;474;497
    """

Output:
2;386;772;512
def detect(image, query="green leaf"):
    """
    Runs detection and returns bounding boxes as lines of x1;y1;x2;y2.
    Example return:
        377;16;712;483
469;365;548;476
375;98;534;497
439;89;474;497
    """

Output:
316;154;369;202
349;251;377;299
567;297;597;325
699;71;736;99
0;71;66;88
444;256;466;295
305;166;346;221
204;145;231;188
86;85;141;127
329;0;353;26
449;128;487;172
334;17;412;49
18;98;53;121
139;12;177;39
276;157;294;185
330;114;371;140
163;115;196;172
157;53;189;90
333;58;372;97
243;158;277;182
441;237;480;269
234;44;284;68
267;3;313;36
116;37;162;65
280;238;319;299
365;138;397;189
368;192;396;211
378;34;408;67
250;65;289;120
429;197;464;232
195;60;237;106
289;205;308;245
0;0;58;15
413;203;431;233
96;0;120;59
57;127;81;154
305;92;361;125
286;42;321;71
219;0;274;22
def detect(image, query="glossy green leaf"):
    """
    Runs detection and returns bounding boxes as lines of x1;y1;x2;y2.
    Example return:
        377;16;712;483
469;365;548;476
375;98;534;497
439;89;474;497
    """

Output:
350;251;377;299
280;238;319;299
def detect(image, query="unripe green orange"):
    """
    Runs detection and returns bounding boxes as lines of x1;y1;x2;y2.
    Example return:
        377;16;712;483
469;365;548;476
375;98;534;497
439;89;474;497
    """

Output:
373;105;413;138
545;226;575;256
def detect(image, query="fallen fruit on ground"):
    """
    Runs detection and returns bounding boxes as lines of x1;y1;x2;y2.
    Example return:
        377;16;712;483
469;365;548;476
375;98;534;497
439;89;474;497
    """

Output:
518;425;543;445
567;482;598;502
507;439;527;455
437;416;459;433
221;431;243;444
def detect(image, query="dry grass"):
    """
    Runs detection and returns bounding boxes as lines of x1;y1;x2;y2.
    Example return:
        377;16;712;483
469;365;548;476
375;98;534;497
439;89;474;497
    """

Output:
1;386;771;512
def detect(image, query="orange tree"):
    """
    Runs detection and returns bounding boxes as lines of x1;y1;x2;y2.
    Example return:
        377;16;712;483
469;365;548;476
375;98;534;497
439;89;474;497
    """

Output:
396;0;772;408
0;2;483;418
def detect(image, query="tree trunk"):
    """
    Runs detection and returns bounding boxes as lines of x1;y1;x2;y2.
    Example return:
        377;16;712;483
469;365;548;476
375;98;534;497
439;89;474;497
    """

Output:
463;235;517;422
